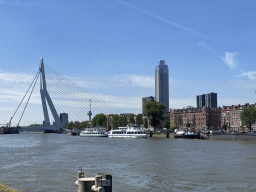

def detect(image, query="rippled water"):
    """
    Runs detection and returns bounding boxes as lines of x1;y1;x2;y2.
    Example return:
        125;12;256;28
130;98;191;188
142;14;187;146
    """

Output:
1;133;256;192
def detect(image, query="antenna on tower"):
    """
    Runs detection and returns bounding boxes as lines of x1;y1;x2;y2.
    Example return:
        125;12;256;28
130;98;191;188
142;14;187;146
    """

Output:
87;99;92;122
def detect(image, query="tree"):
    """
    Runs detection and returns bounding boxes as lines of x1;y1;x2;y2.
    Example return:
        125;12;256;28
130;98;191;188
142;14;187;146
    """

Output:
241;105;256;133
163;119;170;129
136;114;143;127
222;119;227;131
186;121;191;128
74;121;80;128
66;121;74;129
118;116;127;127
145;102;165;131
174;114;183;128
171;126;179;131
111;114;119;129
80;121;89;129
129;114;135;124
92;114;107;127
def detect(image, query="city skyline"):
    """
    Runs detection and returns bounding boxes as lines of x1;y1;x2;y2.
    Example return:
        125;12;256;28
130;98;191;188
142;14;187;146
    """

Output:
0;0;256;124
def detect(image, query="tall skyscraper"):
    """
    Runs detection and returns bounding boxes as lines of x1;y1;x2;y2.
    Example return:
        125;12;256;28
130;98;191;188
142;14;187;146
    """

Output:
196;92;217;108
155;60;169;113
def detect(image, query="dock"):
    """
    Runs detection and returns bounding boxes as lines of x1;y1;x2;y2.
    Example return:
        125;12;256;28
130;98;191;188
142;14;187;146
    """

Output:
0;127;19;134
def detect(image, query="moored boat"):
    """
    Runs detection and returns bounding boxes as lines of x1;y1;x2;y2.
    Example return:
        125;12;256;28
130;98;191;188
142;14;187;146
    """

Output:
108;124;147;138
174;130;185;138
80;127;108;137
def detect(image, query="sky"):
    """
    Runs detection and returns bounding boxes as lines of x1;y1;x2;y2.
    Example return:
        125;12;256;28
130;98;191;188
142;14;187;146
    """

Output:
0;0;256;125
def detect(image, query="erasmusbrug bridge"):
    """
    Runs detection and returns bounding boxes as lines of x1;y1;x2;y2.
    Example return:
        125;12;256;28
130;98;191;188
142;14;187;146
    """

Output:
7;57;123;132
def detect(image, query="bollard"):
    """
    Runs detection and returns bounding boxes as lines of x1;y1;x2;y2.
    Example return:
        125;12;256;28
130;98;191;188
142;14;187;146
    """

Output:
78;177;95;192
91;175;105;192
76;169;112;192
95;175;102;188
150;130;153;137
166;130;169;138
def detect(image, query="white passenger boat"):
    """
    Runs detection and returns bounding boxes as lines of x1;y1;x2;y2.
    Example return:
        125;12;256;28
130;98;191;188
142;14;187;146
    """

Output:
108;124;147;138
80;127;108;137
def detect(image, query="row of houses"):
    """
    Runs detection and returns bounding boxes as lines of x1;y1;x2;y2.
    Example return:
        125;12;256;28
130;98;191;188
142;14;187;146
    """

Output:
170;103;256;132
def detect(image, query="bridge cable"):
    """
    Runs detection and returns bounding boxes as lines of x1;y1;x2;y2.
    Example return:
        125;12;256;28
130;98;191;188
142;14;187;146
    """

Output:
17;71;40;126
8;71;40;127
44;65;123;116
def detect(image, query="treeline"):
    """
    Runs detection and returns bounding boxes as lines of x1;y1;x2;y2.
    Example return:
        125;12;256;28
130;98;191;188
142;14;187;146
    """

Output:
110;114;143;129
66;113;144;130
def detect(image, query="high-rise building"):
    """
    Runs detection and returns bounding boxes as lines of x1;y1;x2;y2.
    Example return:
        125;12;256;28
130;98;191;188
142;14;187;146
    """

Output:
155;60;169;112
142;96;154;115
196;92;217;108
205;92;217;108
196;94;205;108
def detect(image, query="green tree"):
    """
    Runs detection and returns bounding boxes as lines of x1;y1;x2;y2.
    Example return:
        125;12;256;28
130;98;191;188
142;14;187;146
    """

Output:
163;119;170;129
66;121;74;129
80;121;89;129
136;114;143;127
92;114;107;127
174;114;183;128
111;114;119;129
222;119;227;131
129;114;135;124
171;126;179;131
186;121;191;128
118;116;127;127
241;105;256;133
145;102;165;131
73;121;80;128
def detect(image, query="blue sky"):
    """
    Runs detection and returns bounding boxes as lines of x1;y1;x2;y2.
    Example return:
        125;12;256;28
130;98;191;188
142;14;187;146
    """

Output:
0;0;256;125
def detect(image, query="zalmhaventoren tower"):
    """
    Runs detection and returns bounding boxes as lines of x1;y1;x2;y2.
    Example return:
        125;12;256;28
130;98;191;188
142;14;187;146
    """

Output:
155;60;169;113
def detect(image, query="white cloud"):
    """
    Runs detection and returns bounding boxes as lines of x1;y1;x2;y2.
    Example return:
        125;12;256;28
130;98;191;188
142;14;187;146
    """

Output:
76;74;155;89
223;52;237;70
0;72;34;83
240;71;256;80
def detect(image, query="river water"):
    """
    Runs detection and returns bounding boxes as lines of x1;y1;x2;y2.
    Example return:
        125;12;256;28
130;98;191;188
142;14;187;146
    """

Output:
1;133;256;192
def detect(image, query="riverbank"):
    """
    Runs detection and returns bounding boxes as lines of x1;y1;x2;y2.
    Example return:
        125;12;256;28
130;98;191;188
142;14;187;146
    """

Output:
147;132;175;138
0;182;20;192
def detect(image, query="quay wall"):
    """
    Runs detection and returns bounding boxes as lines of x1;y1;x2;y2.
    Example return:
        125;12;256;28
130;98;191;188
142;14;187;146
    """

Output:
204;134;256;141
0;127;19;134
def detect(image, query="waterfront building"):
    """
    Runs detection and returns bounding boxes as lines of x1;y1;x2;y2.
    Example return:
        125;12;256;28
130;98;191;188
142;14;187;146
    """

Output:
142;96;154;115
170;106;221;131
155;60;169;113
196;92;217;108
221;103;256;132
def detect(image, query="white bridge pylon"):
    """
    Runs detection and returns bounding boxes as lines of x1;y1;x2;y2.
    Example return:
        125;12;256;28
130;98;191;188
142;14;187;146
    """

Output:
18;57;63;132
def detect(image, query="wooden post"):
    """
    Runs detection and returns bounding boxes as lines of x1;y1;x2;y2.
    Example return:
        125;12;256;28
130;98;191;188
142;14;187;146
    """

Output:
166;130;169;138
